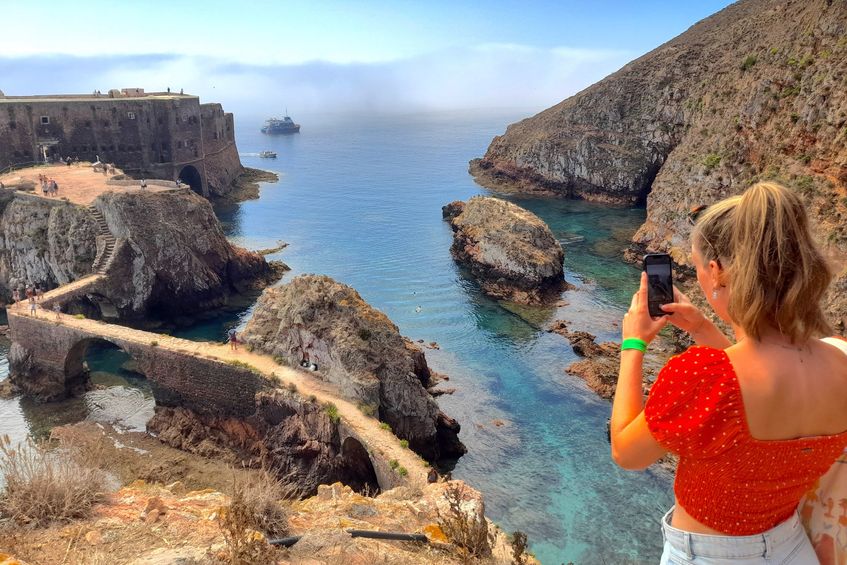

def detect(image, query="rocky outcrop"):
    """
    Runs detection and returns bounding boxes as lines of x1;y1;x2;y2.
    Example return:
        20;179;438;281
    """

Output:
443;196;566;304
0;190;98;297
87;190;282;320
0;188;283;320
550;320;669;400
473;0;847;332
147;390;380;498
241;275;466;462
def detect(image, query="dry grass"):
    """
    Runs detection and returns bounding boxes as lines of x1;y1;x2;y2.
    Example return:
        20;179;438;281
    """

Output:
217;470;290;563
0;434;109;527
436;482;492;563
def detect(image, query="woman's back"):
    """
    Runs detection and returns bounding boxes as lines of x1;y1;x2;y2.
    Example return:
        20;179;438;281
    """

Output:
728;337;847;442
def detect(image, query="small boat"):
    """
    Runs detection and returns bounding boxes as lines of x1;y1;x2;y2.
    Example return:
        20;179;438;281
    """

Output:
258;151;278;158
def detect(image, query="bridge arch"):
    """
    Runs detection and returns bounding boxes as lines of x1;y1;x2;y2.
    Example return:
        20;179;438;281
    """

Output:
178;165;204;196
340;436;380;495
65;337;142;384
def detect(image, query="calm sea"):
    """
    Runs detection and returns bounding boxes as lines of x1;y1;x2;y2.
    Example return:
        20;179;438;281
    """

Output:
0;110;673;564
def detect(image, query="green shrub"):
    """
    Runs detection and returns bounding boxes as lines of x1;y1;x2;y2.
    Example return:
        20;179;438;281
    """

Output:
798;154;812;165
357;328;372;341
379;422;391;431
702;153;721;171
389;459;399;470
324;402;340;424
357;402;376;417
73;313;86;319
740;54;757;71
308;394;317;403
286;382;297;393
150;340;159;347
273;355;287;366
795;175;816;195
399;439;409;449
397;466;408;477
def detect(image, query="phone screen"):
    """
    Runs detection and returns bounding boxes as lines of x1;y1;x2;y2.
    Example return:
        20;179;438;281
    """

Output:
644;255;673;317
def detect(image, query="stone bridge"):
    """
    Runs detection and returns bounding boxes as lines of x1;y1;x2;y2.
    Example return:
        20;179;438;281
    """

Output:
6;277;429;493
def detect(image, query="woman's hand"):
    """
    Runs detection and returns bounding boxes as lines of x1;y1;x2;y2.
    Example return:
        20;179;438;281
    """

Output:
659;286;707;335
622;272;668;344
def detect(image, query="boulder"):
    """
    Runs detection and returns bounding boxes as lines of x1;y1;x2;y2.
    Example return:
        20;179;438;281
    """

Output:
444;196;566;304
241;275;466;461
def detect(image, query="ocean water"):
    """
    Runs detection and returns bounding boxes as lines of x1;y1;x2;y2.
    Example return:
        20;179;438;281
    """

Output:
0;110;673;564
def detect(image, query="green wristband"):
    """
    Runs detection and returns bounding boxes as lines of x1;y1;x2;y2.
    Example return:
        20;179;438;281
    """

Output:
621;338;648;352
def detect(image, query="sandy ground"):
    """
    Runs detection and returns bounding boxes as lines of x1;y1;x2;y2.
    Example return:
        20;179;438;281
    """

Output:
0;163;172;206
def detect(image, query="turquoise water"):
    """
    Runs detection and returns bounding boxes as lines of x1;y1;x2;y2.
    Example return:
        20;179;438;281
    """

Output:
0;110;673;563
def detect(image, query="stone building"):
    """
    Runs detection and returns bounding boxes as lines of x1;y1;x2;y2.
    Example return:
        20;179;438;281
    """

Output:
0;88;243;198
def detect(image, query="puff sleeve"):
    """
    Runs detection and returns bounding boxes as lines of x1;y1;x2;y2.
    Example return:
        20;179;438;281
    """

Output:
644;346;744;458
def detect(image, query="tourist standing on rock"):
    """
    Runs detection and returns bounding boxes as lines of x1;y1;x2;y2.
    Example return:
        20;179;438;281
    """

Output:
28;296;36;317
140;179;147;190
52;302;61;321
35;286;43;302
610;182;847;564
11;288;19;308
228;328;239;351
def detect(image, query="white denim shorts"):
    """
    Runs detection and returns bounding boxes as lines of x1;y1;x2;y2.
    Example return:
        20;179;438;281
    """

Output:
660;506;819;564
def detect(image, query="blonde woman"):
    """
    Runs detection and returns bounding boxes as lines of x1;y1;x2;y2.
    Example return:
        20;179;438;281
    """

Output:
611;182;847;563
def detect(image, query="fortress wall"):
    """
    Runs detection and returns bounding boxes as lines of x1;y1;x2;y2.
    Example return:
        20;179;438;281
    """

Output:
0;93;244;199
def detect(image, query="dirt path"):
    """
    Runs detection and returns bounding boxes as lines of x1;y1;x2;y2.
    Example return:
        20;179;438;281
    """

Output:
0;163;172;205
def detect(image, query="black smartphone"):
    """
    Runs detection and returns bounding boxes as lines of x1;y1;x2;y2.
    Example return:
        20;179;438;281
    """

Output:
643;253;674;317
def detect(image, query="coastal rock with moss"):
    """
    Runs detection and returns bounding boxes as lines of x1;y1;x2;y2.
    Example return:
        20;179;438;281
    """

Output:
443;196;566;304
241;274;466;461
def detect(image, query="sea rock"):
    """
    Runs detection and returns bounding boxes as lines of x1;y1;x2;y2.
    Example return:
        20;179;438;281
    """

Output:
472;0;847;331
89;189;281;320
240;274;466;461
444;196;566;304
0;188;282;321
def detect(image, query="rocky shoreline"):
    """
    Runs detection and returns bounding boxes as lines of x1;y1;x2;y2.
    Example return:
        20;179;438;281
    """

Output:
221;167;280;202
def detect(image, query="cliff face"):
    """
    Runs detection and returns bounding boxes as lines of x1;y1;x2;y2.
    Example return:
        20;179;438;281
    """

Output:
0;191;97;296
443;197;566;304
93;190;277;319
472;0;847;330
241;275;466;461
0;188;280;321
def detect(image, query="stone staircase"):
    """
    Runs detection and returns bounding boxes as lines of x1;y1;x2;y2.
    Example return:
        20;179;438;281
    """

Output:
88;205;117;274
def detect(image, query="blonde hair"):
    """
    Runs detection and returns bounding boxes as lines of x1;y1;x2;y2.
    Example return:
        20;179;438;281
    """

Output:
692;182;832;343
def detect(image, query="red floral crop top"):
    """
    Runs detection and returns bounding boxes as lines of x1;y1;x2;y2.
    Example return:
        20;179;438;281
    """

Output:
645;345;847;535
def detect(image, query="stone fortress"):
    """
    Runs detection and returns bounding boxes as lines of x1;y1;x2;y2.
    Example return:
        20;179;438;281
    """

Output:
0;88;242;198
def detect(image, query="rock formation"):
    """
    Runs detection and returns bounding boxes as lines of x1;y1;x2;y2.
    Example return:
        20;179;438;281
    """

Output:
0;191;98;297
241;275;466;461
92;189;281;320
443;196;566;304
472;0;847;331
147;390;380;498
0;187;283;321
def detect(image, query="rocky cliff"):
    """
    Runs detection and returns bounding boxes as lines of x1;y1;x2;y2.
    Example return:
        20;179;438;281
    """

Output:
241;275;466;462
93;190;280;320
472;0;847;329
0;191;98;298
0;188;282;321
443;197;566;304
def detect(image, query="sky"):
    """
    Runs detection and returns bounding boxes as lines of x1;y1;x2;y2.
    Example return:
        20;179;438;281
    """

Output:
0;0;736;117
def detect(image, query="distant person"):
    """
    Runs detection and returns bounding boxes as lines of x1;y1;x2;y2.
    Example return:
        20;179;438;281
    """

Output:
65;156;71;167
52;302;61;321
11;288;19;308
140;179;147;190
35;286;43;302
610;182;847;564
227;328;238;351
28;296;36;317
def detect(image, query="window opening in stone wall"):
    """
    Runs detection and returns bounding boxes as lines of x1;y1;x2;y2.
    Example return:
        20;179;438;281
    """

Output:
85;120;92;128
9;122;15;130
40;116;49;124
103;121;110;127
127;112;136;120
